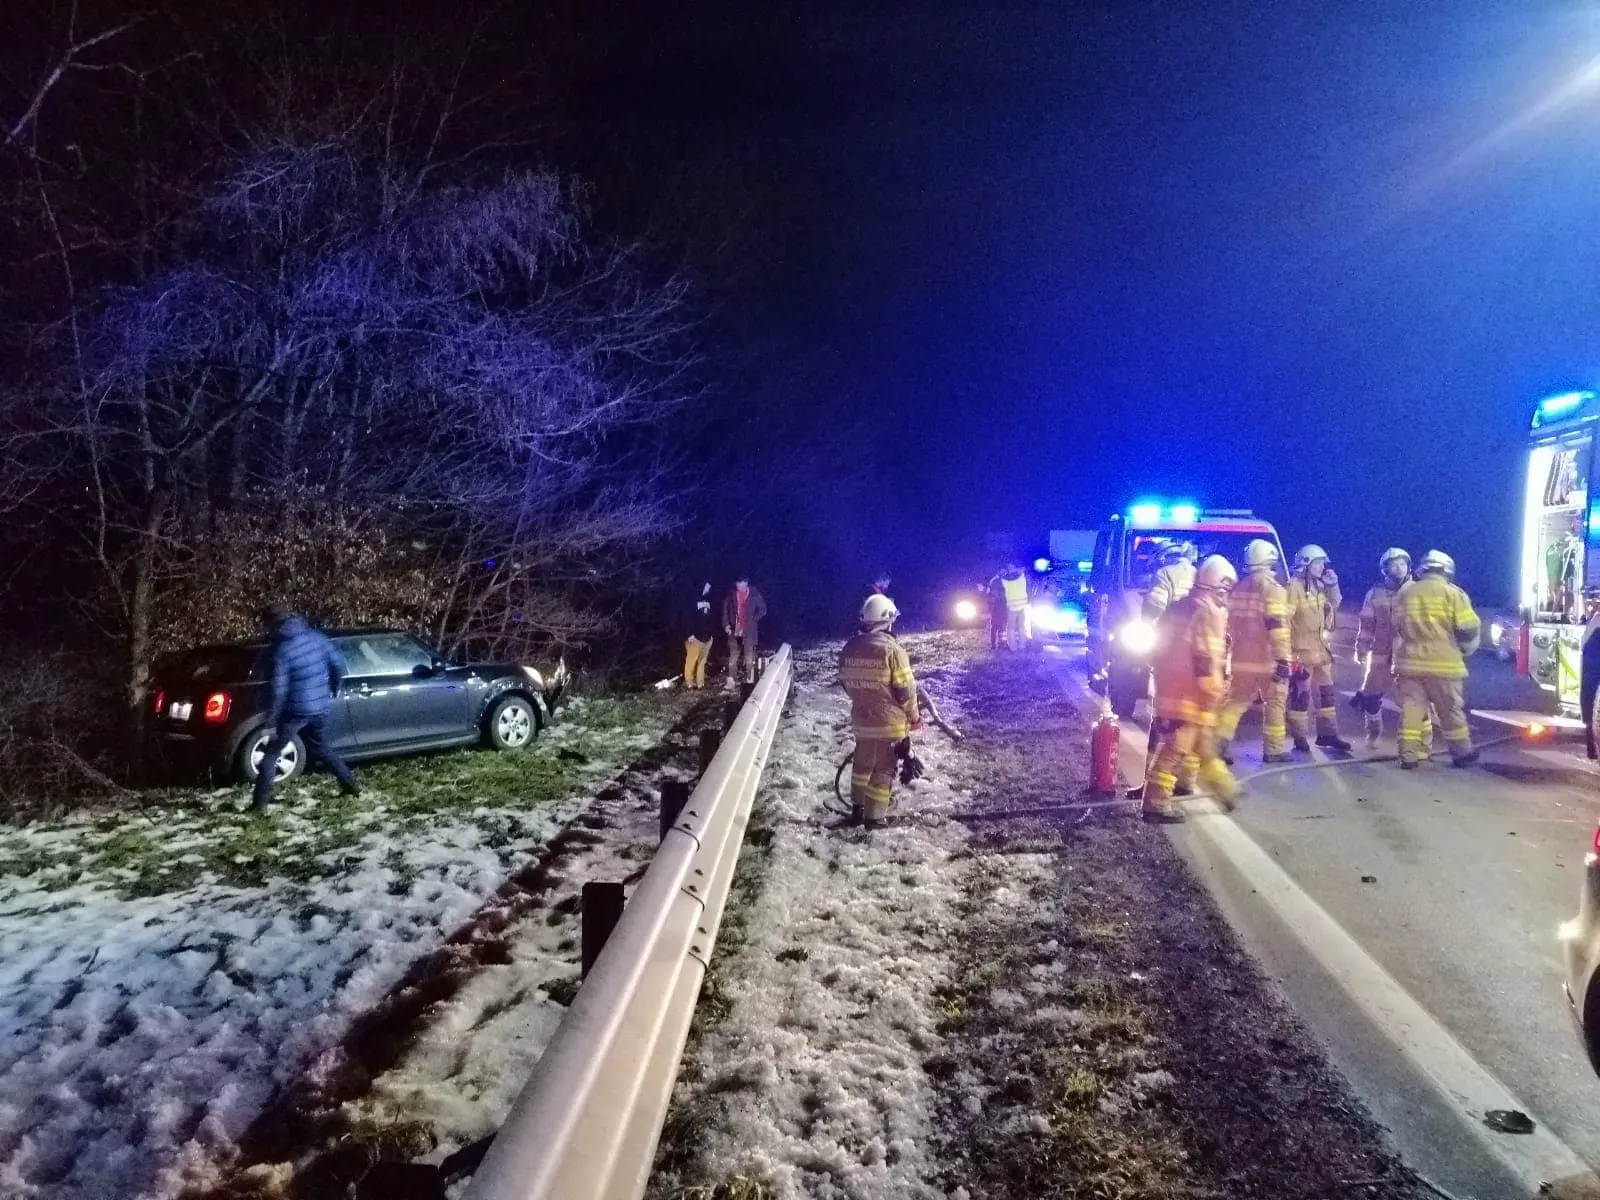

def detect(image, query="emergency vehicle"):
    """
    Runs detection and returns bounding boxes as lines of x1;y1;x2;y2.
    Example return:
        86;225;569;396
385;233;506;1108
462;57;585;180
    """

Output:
1519;390;1600;715
1086;502;1287;719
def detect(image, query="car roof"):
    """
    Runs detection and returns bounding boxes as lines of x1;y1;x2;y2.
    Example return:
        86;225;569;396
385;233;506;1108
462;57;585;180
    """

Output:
1125;519;1276;535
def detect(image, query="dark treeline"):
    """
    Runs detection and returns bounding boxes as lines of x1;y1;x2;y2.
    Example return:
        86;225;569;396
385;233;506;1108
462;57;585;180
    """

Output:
0;0;886;810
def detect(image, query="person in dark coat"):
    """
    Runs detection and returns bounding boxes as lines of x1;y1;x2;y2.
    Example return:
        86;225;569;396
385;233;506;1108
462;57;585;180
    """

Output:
722;577;768;685
252;604;360;810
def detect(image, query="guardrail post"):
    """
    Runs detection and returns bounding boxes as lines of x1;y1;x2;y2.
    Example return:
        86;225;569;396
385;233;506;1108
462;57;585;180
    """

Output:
722;698;741;732
581;881;626;978
659;779;690;843
697;728;721;776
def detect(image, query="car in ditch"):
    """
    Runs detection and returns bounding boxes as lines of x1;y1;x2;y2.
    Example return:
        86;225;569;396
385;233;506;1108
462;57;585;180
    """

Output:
146;628;569;784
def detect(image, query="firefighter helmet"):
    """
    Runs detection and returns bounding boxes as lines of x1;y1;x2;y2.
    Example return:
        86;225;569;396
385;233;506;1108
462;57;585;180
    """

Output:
860;593;899;626
1418;549;1455;578
1379;547;1410;570
1295;544;1329;569
1195;554;1238;592
1244;539;1279;569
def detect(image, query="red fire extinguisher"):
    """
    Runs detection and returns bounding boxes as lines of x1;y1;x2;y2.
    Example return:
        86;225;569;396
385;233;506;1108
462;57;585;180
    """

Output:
1516;621;1530;677
1090;710;1120;796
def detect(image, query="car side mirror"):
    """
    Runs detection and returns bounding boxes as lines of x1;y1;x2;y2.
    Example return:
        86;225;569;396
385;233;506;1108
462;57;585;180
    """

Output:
412;663;435;679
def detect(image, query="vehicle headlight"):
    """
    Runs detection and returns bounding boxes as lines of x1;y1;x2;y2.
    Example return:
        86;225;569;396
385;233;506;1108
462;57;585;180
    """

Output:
954;599;979;622
1489;621;1504;646
1029;602;1060;631
1061;607;1087;635
1117;618;1157;656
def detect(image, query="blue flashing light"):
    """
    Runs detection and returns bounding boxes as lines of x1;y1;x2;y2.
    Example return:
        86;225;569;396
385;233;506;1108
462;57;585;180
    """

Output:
1533;390;1595;428
1168;503;1199;526
1075;558;1093;572
1033;557;1052;573
1128;502;1162;527
1589;507;1600;540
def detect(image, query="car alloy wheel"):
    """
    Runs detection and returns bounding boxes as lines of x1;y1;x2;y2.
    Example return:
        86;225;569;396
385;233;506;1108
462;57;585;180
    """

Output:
494;698;534;749
249;733;301;782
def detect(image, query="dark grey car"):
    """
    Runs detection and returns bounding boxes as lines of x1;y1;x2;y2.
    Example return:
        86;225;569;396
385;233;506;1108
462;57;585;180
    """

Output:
147;629;568;783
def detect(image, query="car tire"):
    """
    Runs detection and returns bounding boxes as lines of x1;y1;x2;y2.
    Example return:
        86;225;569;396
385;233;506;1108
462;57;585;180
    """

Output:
235;728;306;785
1108;667;1144;721
486;694;538;751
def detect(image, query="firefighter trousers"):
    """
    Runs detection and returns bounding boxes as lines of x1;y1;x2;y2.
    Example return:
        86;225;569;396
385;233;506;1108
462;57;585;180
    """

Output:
850;738;899;823
1358;655;1430;743
1288;661;1340;740
1004;608;1028;649
1396;675;1470;764
683;637;711;689
1144;717;1238;816
1217;670;1287;757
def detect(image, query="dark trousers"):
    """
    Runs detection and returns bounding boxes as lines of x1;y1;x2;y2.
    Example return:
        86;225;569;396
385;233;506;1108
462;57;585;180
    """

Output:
252;712;357;808
1583;642;1600;759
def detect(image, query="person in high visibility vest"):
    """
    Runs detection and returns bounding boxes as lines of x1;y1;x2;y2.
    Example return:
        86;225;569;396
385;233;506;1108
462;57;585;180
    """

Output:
1141;555;1240;823
1286;544;1352;753
1393;550;1480;769
1217;538;1292;764
999;562;1030;650
838;593;920;827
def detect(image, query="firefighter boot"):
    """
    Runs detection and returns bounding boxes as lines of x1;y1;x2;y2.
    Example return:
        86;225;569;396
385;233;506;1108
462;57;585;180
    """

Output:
1198;757;1239;813
1293;737;1312;753
1216;738;1234;767
1316;733;1353;753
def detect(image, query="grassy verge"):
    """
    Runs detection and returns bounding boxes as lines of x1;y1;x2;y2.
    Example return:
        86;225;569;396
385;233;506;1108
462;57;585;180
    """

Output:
0;694;678;900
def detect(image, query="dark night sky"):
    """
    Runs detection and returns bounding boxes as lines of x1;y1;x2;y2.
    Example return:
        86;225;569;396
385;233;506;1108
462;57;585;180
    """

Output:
564;0;1600;600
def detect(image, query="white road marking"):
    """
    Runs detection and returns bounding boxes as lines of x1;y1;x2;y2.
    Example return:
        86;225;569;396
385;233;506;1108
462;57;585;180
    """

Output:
1082;675;1600;1194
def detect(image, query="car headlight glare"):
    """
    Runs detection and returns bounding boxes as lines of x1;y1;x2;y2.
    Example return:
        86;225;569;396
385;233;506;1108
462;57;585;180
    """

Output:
1117;618;1157;655
1489;621;1504;646
954;599;979;622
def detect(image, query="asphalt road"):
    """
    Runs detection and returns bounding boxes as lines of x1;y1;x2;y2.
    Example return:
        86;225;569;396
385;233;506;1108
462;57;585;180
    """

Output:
1049;642;1600;1199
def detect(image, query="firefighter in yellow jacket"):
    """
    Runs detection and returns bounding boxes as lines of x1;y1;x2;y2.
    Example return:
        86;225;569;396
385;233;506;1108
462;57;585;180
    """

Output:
1142;554;1240;823
1393;550;1480;770
1352;548;1431;748
1217;539;1292;765
838;593;919;827
1286;544;1352;753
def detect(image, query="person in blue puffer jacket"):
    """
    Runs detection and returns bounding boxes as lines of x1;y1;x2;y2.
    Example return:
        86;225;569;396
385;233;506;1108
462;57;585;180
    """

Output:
252;604;360;810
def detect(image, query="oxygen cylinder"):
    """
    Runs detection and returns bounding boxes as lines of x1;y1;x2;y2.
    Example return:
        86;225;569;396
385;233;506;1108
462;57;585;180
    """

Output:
1090;711;1120;796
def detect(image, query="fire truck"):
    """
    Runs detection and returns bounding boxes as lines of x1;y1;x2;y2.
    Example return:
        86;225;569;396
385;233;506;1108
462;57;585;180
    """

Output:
1519;390;1600;715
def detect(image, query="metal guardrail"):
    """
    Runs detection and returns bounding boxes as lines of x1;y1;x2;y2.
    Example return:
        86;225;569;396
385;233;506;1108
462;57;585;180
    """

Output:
465;643;794;1200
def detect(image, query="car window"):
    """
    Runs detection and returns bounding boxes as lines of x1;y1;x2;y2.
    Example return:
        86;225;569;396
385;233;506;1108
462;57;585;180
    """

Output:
155;647;264;684
337;634;433;676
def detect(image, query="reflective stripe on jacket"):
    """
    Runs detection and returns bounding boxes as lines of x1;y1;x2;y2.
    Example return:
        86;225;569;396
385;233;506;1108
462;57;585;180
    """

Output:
1227;568;1289;674
1151;591;1228;724
1286;570;1340;666
1143;561;1195;621
838;629;918;739
1356;581;1403;657
1393;575;1481;679
1001;573;1029;612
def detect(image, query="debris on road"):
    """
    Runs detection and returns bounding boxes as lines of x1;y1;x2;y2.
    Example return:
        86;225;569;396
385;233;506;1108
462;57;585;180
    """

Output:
1484;1109;1537;1135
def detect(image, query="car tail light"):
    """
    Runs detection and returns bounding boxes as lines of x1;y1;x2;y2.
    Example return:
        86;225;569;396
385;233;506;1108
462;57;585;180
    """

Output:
151;690;165;715
203;691;231;723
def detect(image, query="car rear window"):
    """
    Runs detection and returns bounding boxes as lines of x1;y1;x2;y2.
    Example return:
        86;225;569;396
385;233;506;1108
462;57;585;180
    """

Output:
155;647;264;685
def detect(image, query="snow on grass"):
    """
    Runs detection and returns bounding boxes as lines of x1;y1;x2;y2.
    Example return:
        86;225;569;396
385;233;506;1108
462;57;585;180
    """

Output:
648;632;992;1200
0;694;679;1200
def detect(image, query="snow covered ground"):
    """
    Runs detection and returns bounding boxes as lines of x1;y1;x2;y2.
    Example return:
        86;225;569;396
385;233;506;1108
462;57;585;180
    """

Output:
647;633;992;1200
0;695;680;1200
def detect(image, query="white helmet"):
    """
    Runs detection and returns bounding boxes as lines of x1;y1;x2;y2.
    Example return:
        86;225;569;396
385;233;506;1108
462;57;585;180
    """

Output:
1244;539;1279;569
1295;544;1328;570
1379;547;1410;570
1159;540;1195;564
1194;554;1238;592
1418;549;1455;578
860;593;900;626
